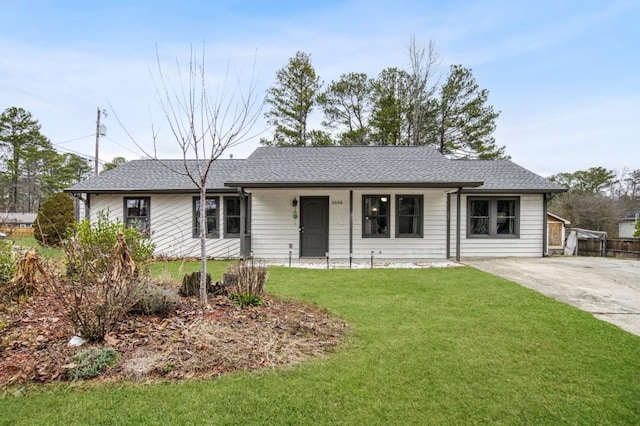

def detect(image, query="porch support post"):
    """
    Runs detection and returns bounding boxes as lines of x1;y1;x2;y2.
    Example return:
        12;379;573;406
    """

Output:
238;186;247;258
349;190;353;262
446;192;451;259
542;193;548;257
456;189;462;262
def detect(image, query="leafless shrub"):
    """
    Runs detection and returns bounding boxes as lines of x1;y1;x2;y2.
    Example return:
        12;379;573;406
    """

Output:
49;232;147;342
225;259;268;297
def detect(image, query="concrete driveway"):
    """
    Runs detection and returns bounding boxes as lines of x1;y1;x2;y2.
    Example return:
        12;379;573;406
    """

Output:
463;257;640;336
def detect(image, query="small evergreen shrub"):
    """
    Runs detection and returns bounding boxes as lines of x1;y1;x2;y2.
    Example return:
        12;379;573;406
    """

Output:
67;347;118;380
0;240;16;286
131;282;177;316
34;192;75;247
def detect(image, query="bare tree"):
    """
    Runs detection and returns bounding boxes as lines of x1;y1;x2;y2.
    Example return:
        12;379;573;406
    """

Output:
116;46;261;305
407;36;440;146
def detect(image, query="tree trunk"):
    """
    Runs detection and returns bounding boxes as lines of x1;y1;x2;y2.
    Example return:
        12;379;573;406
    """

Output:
199;187;208;306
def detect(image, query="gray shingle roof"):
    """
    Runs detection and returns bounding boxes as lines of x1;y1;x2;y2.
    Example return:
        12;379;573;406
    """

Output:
65;159;242;193
453;159;566;193
65;146;566;194
225;146;483;188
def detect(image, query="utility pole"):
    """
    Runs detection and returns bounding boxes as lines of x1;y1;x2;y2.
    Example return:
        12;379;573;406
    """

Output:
94;107;107;175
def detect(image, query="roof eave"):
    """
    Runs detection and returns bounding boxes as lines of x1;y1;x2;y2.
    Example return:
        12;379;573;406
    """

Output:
461;188;568;194
64;187;236;194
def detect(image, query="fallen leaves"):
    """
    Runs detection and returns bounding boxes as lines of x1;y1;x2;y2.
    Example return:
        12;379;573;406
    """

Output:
1;290;347;387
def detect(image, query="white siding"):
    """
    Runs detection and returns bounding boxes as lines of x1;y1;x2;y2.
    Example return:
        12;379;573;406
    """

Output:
87;190;546;260
619;220;637;238
351;189;449;259
248;188;452;260
248;189;349;259
449;193;544;257
88;193;240;258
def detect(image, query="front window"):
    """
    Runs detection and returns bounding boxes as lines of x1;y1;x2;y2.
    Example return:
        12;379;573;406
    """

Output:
363;195;390;238
468;197;519;237
223;196;249;238
396;195;423;238
193;197;219;238
124;197;150;234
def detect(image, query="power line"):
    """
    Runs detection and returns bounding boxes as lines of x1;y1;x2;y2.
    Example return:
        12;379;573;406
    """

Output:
0;80;95;121
54;134;94;145
104;135;145;157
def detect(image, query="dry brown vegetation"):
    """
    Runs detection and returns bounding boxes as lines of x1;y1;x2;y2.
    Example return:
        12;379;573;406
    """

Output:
0;287;346;386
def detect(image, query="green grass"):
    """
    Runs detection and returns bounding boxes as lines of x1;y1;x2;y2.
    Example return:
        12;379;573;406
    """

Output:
6;235;64;258
151;259;235;282
1;266;639;425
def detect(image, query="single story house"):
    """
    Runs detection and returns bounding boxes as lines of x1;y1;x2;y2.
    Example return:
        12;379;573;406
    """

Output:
618;212;639;238
0;212;37;228
65;146;566;261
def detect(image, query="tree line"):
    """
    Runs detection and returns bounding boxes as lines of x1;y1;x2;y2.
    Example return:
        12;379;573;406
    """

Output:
549;166;640;236
260;38;506;159
0;106;93;213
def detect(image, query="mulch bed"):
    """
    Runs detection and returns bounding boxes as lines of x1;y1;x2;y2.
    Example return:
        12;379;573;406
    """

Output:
0;290;347;387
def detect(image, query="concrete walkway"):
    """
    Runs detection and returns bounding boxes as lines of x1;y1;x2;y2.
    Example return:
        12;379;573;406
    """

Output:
463;256;640;336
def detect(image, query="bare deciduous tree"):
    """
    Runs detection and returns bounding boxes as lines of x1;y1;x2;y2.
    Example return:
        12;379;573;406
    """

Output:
155;48;261;305
116;46;262;305
407;36;440;146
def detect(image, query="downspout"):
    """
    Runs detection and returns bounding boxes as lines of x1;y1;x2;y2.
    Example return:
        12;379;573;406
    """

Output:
70;193;90;221
238;186;247;259
456;188;462;262
349;190;353;264
542;193;548;257
446;192;451;259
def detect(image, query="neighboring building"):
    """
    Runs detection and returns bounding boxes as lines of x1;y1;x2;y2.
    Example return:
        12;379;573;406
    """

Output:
0;212;37;228
65;146;566;261
547;212;570;254
618;212;640;238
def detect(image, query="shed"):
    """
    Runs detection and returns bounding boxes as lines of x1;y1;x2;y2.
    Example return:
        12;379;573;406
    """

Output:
546;212;570;255
618;212;639;238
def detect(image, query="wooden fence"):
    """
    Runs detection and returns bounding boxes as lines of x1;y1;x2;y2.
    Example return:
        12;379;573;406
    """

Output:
606;238;640;259
577;239;605;257
0;227;34;237
576;238;640;259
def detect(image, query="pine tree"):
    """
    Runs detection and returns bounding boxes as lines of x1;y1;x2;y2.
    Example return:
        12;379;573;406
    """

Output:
262;51;322;146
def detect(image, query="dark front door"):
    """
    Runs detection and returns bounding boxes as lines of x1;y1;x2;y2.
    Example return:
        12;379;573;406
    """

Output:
300;197;329;257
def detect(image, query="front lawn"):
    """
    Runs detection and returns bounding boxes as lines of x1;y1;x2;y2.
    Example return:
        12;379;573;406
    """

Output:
1;266;638;424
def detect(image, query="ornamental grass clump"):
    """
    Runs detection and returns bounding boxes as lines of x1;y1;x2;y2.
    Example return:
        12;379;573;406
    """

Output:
225;259;268;307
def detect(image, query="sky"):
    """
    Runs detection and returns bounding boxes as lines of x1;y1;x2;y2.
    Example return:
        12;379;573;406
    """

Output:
1;0;639;178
